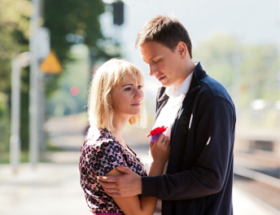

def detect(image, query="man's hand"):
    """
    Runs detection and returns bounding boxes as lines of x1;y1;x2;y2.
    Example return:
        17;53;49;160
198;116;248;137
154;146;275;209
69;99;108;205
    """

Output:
97;165;142;197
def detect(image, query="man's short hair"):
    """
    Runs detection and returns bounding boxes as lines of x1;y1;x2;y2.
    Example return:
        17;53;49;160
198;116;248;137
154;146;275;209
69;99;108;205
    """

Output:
88;59;147;131
135;15;192;58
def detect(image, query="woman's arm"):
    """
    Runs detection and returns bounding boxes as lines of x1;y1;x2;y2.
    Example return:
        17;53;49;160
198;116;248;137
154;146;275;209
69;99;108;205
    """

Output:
106;134;170;215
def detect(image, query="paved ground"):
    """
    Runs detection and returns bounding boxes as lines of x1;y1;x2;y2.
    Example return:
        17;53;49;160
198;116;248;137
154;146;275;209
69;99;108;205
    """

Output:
1;158;280;215
2;145;280;215
0;163;88;215
1;114;279;215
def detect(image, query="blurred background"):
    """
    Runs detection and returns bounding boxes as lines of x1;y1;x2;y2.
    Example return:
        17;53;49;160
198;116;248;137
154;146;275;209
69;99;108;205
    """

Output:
0;0;280;214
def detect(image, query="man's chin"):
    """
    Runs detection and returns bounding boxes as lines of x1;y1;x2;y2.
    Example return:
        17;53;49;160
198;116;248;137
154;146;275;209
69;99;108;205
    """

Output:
160;82;171;87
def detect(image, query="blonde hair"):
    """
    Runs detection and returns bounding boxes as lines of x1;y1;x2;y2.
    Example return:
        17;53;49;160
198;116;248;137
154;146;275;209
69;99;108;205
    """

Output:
88;59;147;131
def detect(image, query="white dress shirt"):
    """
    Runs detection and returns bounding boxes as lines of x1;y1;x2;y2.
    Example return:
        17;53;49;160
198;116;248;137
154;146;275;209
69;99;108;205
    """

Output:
145;72;193;215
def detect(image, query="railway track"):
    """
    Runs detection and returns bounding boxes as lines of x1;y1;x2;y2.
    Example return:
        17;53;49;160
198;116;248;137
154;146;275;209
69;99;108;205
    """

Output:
234;151;280;213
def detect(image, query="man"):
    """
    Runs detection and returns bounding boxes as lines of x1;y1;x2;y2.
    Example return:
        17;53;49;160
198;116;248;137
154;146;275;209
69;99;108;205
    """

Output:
98;15;236;215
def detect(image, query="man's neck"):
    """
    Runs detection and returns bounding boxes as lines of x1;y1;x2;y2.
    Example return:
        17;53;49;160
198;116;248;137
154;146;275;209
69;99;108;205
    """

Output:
174;59;196;89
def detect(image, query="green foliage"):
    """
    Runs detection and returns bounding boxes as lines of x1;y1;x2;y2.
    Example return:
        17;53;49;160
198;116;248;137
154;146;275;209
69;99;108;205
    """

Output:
0;0;30;93
44;0;121;116
44;0;105;63
0;0;114;153
241;44;279;102
0;0;30;91
46;45;90;117
193;34;279;108
0;93;10;153
0;0;31;155
0;151;31;164
43;0;120;95
20;67;30;150
193;35;240;88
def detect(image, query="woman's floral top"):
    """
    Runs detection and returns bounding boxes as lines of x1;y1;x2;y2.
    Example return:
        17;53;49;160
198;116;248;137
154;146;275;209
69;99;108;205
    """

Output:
79;127;147;214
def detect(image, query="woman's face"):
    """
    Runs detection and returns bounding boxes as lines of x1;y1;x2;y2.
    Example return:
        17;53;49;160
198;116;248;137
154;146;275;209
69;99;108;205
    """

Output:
111;75;144;117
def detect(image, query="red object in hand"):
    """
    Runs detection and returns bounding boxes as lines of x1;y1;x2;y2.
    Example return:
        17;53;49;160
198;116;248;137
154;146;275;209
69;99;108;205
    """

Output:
147;126;168;137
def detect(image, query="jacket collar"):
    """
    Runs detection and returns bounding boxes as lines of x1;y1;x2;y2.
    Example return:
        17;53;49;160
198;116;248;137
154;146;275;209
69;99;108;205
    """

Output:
187;62;207;94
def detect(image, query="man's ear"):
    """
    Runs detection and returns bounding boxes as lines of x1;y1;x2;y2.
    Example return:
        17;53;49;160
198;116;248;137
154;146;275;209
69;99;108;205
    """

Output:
177;42;188;59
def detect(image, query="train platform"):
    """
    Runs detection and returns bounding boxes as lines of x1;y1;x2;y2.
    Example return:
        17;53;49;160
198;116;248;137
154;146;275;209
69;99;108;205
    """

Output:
2;115;279;215
1;160;280;215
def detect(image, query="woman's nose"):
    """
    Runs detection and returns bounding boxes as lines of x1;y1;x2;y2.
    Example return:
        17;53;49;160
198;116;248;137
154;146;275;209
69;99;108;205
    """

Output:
134;89;143;100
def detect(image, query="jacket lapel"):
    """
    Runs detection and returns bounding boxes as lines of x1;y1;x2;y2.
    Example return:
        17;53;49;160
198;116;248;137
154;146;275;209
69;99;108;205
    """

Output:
170;62;206;139
154;87;169;125
154;62;207;132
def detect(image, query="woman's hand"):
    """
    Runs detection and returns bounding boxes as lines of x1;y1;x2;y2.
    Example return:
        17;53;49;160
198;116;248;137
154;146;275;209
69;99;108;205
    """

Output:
150;134;170;165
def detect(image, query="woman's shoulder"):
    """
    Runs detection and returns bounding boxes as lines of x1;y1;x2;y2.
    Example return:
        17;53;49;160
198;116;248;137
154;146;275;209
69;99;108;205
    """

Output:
83;126;117;149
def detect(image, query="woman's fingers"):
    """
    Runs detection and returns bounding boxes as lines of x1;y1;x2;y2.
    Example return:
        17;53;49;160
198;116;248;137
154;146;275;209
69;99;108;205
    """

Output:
162;137;170;149
155;134;170;149
155;134;165;144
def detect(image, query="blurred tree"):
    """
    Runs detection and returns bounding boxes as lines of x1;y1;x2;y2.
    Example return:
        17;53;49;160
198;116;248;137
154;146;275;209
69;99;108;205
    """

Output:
241;44;279;102
193;34;240;89
44;0;121;96
44;0;103;63
0;0;119;155
0;0;31;154
193;34;279;108
44;0;120;87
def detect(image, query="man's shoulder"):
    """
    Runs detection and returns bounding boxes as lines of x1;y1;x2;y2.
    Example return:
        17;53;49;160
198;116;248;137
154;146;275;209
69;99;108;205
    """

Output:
198;75;234;106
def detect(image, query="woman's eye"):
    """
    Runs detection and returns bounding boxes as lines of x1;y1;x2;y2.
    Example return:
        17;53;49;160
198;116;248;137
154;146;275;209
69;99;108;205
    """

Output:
153;59;160;63
124;87;132;91
138;85;143;90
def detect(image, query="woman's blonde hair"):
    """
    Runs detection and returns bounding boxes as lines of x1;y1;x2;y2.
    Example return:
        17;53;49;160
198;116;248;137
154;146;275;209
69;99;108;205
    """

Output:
88;59;147;131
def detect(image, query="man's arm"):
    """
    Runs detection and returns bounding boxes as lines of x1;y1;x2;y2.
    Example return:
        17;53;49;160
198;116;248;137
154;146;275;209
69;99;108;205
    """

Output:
97;165;142;197
142;97;236;200
98;134;170;198
99;97;235;199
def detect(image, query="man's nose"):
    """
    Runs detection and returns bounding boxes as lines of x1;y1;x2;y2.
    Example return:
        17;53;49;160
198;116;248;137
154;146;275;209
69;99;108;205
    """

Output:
149;63;157;76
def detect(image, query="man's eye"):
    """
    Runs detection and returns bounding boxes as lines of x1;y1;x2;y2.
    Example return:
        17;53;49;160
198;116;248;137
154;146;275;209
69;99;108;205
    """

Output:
124;87;132;91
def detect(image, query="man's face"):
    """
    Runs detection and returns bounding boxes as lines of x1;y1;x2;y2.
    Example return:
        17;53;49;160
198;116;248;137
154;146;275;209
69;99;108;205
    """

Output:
140;41;184;87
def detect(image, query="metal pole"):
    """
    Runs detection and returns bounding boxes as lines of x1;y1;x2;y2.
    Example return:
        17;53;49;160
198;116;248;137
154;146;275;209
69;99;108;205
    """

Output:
39;0;45;153
39;73;46;151
10;55;21;174
29;0;41;169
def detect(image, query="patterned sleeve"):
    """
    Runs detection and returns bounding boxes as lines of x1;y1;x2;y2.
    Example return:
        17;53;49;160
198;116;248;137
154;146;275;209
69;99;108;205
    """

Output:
92;140;128;176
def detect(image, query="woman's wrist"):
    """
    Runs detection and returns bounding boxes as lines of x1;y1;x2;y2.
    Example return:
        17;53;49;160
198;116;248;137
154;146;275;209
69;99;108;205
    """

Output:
149;161;166;176
151;160;166;168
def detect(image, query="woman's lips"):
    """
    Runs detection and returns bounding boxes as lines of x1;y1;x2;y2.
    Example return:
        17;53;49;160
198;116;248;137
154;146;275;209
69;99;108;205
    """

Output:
131;103;141;106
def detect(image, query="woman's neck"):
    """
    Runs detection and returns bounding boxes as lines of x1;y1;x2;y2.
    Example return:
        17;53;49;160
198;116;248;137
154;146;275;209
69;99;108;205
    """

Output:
111;113;130;147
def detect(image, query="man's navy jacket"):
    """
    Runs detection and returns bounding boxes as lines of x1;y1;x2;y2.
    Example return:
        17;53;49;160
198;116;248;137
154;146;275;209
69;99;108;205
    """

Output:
142;63;236;215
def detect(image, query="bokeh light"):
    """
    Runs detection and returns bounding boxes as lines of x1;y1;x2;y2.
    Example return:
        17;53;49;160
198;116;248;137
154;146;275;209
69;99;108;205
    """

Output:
70;86;80;96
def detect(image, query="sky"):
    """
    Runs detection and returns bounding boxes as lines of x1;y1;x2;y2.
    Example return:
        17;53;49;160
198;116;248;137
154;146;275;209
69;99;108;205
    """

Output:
100;0;280;100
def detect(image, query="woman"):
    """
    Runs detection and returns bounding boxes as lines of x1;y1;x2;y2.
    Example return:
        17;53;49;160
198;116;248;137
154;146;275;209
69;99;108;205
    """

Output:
79;59;170;215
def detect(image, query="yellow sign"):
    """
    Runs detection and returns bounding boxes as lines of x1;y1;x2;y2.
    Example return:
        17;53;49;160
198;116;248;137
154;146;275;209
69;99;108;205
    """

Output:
40;50;62;74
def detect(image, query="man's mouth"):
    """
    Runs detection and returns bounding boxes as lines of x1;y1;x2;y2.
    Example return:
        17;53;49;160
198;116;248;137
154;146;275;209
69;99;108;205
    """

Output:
158;76;166;81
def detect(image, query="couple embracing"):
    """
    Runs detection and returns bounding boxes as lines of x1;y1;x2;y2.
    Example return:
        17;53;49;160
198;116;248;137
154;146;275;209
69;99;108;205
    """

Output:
79;15;236;215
